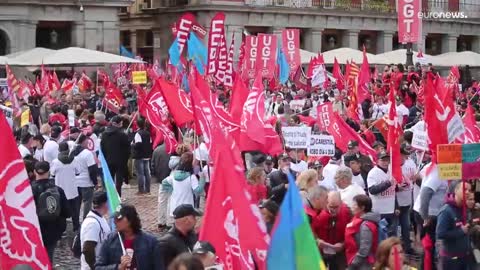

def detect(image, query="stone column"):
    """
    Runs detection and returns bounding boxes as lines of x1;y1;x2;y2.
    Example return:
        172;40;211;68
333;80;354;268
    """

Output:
442;34;458;53
72;22;85;48
84;21;97;50
152;29;162;61
472;36;480;53
343;29;360;50
130;30;137;55
17;21;36;51
377;31;394;53
305;28;323;53
103;22;119;53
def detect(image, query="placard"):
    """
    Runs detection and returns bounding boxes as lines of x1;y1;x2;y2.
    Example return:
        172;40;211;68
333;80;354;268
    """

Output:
438;163;462;180
289;99;305;112
461;143;480;179
437;144;462;163
411;130;428;150
132;71;147;84
281;126;311;149
308;134;335;157
20;109;30;127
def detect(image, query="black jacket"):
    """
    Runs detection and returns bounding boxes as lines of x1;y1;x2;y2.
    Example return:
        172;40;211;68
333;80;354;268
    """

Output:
96;231;165;270
31;178;70;246
132;129;153;159
268;169;295;205
158;227;198;268
100;126;130;166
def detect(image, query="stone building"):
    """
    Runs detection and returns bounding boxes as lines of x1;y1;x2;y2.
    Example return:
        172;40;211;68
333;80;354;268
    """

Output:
120;0;480;63
0;0;132;56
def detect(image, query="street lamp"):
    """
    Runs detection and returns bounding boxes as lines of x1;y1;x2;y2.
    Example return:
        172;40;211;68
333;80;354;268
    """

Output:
406;42;413;66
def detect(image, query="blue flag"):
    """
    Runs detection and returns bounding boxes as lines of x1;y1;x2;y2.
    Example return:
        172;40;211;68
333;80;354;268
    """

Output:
187;33;207;75
168;38;181;67
120;45;135;58
277;46;290;85
98;149;121;228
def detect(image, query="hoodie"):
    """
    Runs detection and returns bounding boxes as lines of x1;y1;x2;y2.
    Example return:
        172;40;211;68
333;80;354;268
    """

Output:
162;171;206;195
100;125;130;166
351;212;381;267
58;150;74;165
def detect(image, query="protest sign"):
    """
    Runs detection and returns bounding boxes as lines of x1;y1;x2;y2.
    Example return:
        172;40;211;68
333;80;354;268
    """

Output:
461;143;480;179
308;134;335;157
411;129;428;150
289;99;305;112
436;144;480;180
132;71;147;84
281;126;311;149
20;109;30;127
0;104;13;128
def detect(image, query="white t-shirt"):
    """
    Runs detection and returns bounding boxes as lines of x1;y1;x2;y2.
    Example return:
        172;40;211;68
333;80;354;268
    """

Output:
74;149;97;188
167;174;199;216
413;163;448;217
291;160;308;174
339;183;366;210
367;166;396;214
322;162;339;190
34;148;44;161
18;144;31;158
352;174;365;190
80;211;111;270
50;158;80;200
397;159;416;207
202;165;213;183
43;140;59;164
371;103;387;120
396;104;410;117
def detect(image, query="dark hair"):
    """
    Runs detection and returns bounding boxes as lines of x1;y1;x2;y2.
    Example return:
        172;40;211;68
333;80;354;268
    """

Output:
277;105;285;115
137;116;146;129
76;134;88;145
32;134;46;146
167;253;204;270
20;133;32;145
291;115;300;124
58;141;69;152
177;152;194;173
403;131;413;144
119;204;142;234
353;194;372;213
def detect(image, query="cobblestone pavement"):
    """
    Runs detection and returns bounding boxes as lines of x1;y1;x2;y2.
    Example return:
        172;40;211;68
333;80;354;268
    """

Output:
52;182;162;270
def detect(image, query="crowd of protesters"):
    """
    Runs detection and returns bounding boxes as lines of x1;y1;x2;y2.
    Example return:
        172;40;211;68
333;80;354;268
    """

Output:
2;60;480;270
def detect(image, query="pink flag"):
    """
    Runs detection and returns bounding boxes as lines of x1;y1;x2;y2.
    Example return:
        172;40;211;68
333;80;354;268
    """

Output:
398;0;421;43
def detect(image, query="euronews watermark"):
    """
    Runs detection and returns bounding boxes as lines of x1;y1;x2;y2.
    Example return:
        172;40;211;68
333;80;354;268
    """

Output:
419;11;468;19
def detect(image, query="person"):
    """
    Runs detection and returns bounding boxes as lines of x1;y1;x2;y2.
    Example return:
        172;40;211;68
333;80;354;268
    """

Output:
32;134;46;161
18;132;33;158
167;253;204;270
192;241;218;268
80;192;111;270
71;134;98;220
288;148;308;174
359;120;376;146
436;182;472;269
43;125;62;165
268;153;295;205
344;154;368;193
159;204;202;268
367;151;397;237
374;237;415;270
152;143;171;183
296;169;319;204
321;149;342;191
30;161;70;264
305;186;328;234
335;166;366;210
132;117;153;195
96;204;164;269
344;194;380;270
101;115;130;197
50;141;81;231
397;144;416;254
264;155;277;175
308;160;324;183
162;152;206;221
316;191;352;270
259;199;279;234
246;167;268;204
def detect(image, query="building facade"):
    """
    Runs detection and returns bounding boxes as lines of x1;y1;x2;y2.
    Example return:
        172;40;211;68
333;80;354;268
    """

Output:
120;0;480;63
0;0;133;56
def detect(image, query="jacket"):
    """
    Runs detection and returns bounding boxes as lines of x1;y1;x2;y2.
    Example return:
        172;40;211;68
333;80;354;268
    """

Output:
100;126;130;166
132;129;153;159
30;178;70;246
158;227;198;268
436;201;470;258
95;231;164;270
345;212;380;268
151;144;171;182
268;169;295;205
317;204;352;245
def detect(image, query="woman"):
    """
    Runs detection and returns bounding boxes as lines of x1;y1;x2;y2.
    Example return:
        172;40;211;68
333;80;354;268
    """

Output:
259;200;279;234
359;120;376;146
374;237;416;270
163;152;206;221
32;134;46;161
246;167;267;204
168;253;204;270
96;204;163;269
296;169;318;204
344;194;380;270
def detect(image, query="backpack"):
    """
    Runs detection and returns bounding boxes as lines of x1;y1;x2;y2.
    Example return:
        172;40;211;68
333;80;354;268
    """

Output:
35;180;61;222
71;216;104;258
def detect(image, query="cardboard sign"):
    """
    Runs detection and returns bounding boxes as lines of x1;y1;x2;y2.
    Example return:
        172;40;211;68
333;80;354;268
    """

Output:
20;109;30;127
281;126;311;149
308;134;335;157
461;143;480;179
437;144;462;163
132;71;147;84
411;130;428;150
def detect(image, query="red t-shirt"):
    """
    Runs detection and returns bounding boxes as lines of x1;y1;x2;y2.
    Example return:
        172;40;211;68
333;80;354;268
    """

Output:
246;184;267;204
123;239;137;270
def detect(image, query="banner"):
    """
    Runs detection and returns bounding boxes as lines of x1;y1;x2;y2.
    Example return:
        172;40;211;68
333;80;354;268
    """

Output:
281;29;301;76
281;126;311;149
207;12;227;82
244;36;258;80
308;134;335;157
175;13;196;54
132;71;147;84
316;103;334;132
397;0;421;43
224;34;235;88
256;34;277;79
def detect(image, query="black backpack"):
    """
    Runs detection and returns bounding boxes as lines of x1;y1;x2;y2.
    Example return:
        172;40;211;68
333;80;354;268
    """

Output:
71;216;104;258
34;180;61;222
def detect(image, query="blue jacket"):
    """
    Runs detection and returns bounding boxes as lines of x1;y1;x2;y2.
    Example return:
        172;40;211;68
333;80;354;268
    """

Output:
95;231;165;270
436;202;470;257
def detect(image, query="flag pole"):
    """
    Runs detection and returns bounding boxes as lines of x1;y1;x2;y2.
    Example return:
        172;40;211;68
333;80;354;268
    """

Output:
118;232;126;255
126;111;138;131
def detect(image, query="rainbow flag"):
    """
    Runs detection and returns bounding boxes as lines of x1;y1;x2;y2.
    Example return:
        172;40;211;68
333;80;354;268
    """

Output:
267;173;326;270
98;149;121;216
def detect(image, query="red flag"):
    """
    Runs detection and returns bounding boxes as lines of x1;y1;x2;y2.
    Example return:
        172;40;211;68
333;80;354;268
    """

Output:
237;40;245;72
281;29;301;77
40;65;52;96
229;76;250;124
77;72;92;92
139;82;169;123
243;36;258;80
0;111;51;270
157;78;194;126
207;12;227;83
256;34;277;80
174;13;196;54
5;64;21;94
292;67;311;92
357;48;372;103
463;102;480;143
61;78;77;92
98;70;126;114
172;13;206;40
51;70;61;92
387;85;403;183
224;33;235;88
398;0;421;43
309;54;327;88
332;57;345;91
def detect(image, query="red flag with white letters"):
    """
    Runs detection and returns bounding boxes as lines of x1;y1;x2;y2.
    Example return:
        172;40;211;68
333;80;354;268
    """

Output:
243;36;258;81
207;12;227;85
174;13;196;54
224;33;235;88
281;29;301;77
0;111;51;270
397;0;421;43
256;34;277;80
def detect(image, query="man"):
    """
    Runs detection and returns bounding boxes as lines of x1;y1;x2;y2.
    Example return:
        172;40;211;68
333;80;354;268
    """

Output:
18;132;33;158
321;149;342;191
334;166;365;210
304;186;328;227
159;204;202;268
346;140;360;157
264;155;277;175
316;191;352;270
344;154;368;194
309;160;323;184
30;161;70;263
288;148;308;174
367;151;397;237
43;125;62;165
132;117;153;195
101;115;130;197
372;141;385;154
268;153;296;205
436;182;471;269
80;192;111;270
192;241;220;269
397;144;416;254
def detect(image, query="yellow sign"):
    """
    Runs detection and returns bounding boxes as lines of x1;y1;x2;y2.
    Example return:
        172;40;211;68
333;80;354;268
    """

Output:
438;163;462;180
20;109;30;127
132;71;147;84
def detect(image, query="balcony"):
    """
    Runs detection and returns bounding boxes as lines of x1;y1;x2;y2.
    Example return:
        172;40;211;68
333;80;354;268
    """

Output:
244;0;396;12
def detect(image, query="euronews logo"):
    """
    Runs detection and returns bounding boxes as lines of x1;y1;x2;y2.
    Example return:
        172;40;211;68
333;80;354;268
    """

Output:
419;11;468;19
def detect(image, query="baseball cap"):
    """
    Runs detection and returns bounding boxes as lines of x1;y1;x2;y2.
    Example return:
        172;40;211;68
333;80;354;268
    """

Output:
252;154;266;165
331;149;343;161
173;204;203;219
378;151;390;160
193;241;216;255
347;140;359;149
265;155;274;165
259;200;279;216
34;161;50;174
